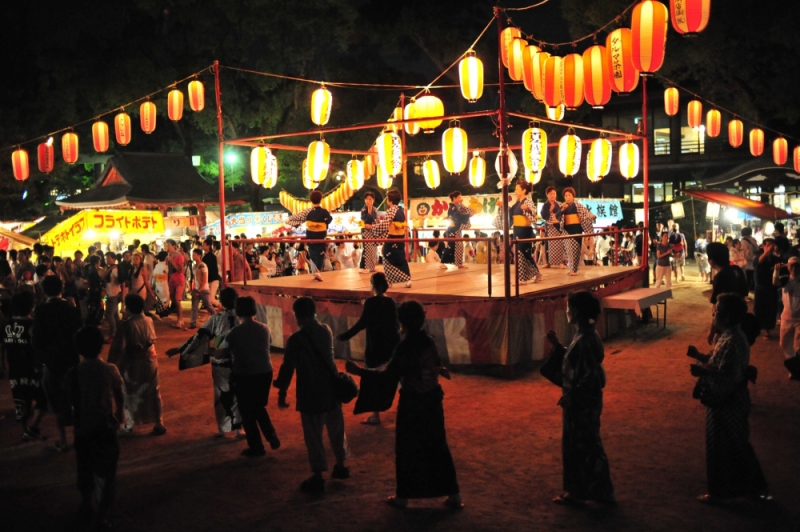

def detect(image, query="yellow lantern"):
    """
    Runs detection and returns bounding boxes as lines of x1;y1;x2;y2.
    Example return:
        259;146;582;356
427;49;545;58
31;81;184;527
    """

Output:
664;87;679;116
62;131;79;164
442;121;468;174
414;93;444;133
459;50;484;102
376;131;402;177
264;149;278;189
750;128;764;157
531;50;550;102
251;146;268;185
168;89;184;121
346;159;365;190
546;103;565;121
508;37;527;81
188;80;205;112
140;101;157;134
524;167;542;185
706;109;721;138
376;165;392;189
501;27;522;68
423;159;441;189
587;137;613;181
307;139;330;182
115;111;132;146
12;148;29;181
302;159;317;190
558;131;582;177
404;100;420;136
311;85;332;126
468;151;486;187
522;123;547;172
561;53;584;110
773;138;788;166
619;141;640;178
92;121;109;153
522;44;541;93
728;119;744;148
388;106;403;133
687;100;703;129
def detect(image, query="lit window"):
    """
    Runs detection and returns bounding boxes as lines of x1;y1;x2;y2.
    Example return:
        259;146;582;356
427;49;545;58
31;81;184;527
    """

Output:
681;126;705;154
654;128;670;155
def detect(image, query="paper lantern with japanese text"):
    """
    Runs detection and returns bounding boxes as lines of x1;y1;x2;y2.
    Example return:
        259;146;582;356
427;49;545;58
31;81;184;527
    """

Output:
531;51;550;102
140;101;157;134
62;132;79;164
377;131;402;177
664;87;679;116
521;44;541;93
543;55;563;108
459;50;484;102
387;106;403;134
706;109;721;137
619;141;640;178
442;123;468;174
168;89;184;121
546;103;565;122
423;159;441;189
558;132;582;177
404;101;420;136
687;100;703;129
632;0;668;74
11;148;29;181
188;80;205;112
561;53;584;110
522;124;547;172
670;0;711;36
794;146;800;173
588;138;613;181
251;146;268;185
307;140;330;182
468;151;486;187
414;93;444;133
606;28;640;94
311;85;332;126
501;27;522;68
583;45;611;109
263;150;278;189
37;141;55;173
508;37;527;81
728;119;743;148
773;137;788;166
346;159;365;191
749;128;764;157
115;112;132;146
92;121;109;153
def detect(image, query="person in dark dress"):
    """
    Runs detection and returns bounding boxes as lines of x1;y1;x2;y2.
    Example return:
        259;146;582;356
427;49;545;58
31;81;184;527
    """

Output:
753;238;780;339
337;272;400;425
286;190;333;282
439;191;475;269
493;180;542;284
360;191;380;273
373;188;412;288
346;301;463;510
706;243;749;345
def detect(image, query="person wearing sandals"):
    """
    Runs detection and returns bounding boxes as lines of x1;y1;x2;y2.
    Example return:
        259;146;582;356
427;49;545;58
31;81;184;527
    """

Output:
336;272;400;425
553;291;615;506
346;301;463;510
493;180;543;285
107;294;167;436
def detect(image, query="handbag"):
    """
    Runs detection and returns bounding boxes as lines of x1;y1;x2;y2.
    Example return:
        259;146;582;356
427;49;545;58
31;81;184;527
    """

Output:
540;342;566;387
300;330;359;404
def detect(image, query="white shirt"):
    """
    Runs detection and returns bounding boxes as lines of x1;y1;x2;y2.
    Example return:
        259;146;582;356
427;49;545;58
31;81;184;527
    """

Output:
105;265;121;297
595;237;610;260
193;261;209;292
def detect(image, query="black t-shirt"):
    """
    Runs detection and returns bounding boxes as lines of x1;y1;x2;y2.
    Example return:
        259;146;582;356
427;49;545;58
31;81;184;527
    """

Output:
202;251;220;282
634;233;644;256
32;297;83;374
117;260;132;286
711;265;749;304
3;316;36;378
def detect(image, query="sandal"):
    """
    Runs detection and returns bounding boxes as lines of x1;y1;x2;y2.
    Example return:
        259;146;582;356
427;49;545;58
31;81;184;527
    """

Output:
552;493;585;506
151;425;167;436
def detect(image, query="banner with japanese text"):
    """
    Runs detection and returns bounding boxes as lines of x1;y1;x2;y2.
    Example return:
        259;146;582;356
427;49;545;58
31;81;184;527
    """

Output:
204;211;288;236
409;194;511;225
43;210;165;252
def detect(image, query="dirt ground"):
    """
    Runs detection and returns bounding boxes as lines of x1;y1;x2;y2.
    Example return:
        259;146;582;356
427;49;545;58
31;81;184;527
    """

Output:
1;270;799;532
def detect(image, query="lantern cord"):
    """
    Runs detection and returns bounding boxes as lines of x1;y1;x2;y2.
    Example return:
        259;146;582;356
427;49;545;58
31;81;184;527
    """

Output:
656;74;800;144
504;0;550;11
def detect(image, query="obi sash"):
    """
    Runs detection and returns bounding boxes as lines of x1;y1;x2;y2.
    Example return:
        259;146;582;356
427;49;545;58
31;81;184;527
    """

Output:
564;214;580;226
389;221;406;236
306;221;327;232
513;215;531;227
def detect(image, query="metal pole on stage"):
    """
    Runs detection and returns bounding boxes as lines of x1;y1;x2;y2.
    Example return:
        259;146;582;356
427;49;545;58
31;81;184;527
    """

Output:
641;75;650;287
495;7;511;301
401;93;410;260
214;60;228;286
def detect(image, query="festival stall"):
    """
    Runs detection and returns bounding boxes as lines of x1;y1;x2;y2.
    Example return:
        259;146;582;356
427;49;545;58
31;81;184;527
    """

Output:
41;209;166;256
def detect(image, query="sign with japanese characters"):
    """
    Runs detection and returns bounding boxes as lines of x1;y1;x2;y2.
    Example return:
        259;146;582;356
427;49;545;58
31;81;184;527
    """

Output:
575;198;623;227
204;212;288;237
409;194;511;224
43;210;165;251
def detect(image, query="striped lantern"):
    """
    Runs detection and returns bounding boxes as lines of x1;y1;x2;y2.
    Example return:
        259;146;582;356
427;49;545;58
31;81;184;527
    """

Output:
619;141;640;178
404;100;420;136
561;53;584;110
501;27;522;68
376;165;392;189
546;103;565;122
524;167;542;185
37;141;55;173
687;100;703;128
346;159;365;190
773;138;788;166
558;131;582;177
140;101;157;134
670;0;711;36
587;138;613;181
307;140;330;182
92;121;109;153
664;87;679;116
508;37;527;81
631;0;669;74
311;85;332;126
250;146;268;185
468;151;486;188
522;44;541;93
115;112;132;146
459;50;484;102
387;106;403;134
442;122;468;174
188;80;205;112
728;119;744;148
521;124;547;172
301;159;317;190
365;144;377;177
706;109;721;138
168;89;184;121
263;149;278;188
543;55;563;108
583;45;611;109
794;146;800;174
62;132;79;164
11;148;29;181
414;93;444;133
606;28;640;94
749;129;764;157
422;159;441;190
531;50;550;102
376;131;402;177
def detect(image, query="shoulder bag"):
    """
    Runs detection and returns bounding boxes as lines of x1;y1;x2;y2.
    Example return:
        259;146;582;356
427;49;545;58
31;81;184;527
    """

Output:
299;330;359;404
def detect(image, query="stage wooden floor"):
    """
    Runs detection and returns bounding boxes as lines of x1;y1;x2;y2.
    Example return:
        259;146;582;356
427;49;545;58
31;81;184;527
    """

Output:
236;262;638;300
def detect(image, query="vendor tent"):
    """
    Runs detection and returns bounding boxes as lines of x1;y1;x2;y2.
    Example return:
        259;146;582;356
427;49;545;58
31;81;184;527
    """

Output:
681;189;795;220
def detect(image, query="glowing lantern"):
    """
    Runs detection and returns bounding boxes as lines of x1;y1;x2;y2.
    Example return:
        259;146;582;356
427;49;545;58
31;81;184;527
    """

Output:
500;27;522;68
531;50;550;102
773;138;788;166
632;0;668;74
546;103;565;121
459;50;484;102
37;140;55;174
749;129;764;157
250;146;268;185
606;28;640;94
508;37;527;81
543;55;563;108
583;45;611;109
140;101;157;134
376;165;392;189
670;0;711;36
522;44;541;93
558;131;582;177
387;106;403;134
115;112;132;146
422;159;441;189
468;151;486;187
168;89;184;121
521;124;547;172
263;150;278;189
92;121;109;153
728;119;744;148
311;85;332;126
619;141;640;178
794;146;800;173
414;93;444;133
687;100;703;129
188;80;205;112
364;144;377;176
664;87;679;116
62;131;79;164
376;131;402;177
442;122;468;174
561;53;584;110
404;100;420;136
524;167;542;185
706;109;721;138
494;148;519;180
302;159;317;190
11;148;29;181
587;138;613;181
346;159;365;190
307;140;330;182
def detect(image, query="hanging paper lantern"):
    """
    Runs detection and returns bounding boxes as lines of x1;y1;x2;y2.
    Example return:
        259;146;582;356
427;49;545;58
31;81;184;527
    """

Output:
543;55;563;108
606;28;640;94
442;122;468;174
508;37;527;81
619;141;640;178
468;151;486;188
531;50;550;102
773;138;788;166
92;121;109;153
376;131;402;177
346;159;365;190
168;89;184;121
11;148;29;181
414;93;444;133
687;100;703;129
632;0;669;74
37;140;55;174
376;165;392;189
494;148;519;179
664;87;680;116
250;146;268;185
587;138;613;181
546;103;565;122
522;124;547;172
459;50;484;102
188;80;205;112
307;140;330;182
263;149;278;189
501;27;522;68
364;144;377;177
404;100;420;136
301;159;317;190
422;159;441;189
706;109;721;138
794;146;800;174
387;106;403;134
522;44;541;93
670;0;711;36
583;45;611;109
140;101;157;134
561;53;584;110
728;119;744;148
586;149;602;183
62;131;79;164
311;85;332;126
558;132;582;177
115;112;132;146
524;167;542;185
749;129;764;157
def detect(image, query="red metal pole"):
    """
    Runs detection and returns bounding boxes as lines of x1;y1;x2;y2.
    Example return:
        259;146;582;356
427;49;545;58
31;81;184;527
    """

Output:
214;60;228;286
496;7;511;301
642;75;650;286
401;94;410;261
487;237;492;297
